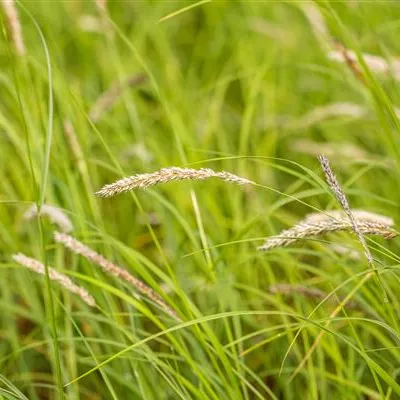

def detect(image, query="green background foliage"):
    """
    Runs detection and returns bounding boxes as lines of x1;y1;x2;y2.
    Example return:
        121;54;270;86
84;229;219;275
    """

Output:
1;1;400;399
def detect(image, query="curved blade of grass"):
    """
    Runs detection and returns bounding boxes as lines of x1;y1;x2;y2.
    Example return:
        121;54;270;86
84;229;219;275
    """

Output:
158;0;211;23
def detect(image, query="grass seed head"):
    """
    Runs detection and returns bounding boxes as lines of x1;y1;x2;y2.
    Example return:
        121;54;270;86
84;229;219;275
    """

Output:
96;167;253;197
12;253;96;307
1;0;25;56
258;209;397;251
53;232;179;319
23;204;74;233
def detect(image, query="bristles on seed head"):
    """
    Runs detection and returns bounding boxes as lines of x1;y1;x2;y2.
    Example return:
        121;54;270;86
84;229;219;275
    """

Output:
96;167;253;197
318;155;351;215
1;0;25;56
12;253;96;307
53;231;179;319
288;103;367;130
291;139;368;160
258;210;397;251
328;45;400;81
304;210;394;227
23;204;74;233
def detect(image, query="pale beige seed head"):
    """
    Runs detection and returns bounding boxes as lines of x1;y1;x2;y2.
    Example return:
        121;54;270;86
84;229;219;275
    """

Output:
258;210;397;251
318;156;352;216
318;155;379;272
288;103;367;130
291;139;369;160
23;204;74;233
304;210;394;227
300;3;331;50
12;253;96;307
95;0;106;12
96;167;253;197
53;231;179;320
328;48;400;81
329;49;388;73
1;0;25;56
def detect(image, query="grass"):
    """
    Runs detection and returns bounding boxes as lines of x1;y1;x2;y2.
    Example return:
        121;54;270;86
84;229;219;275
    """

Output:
1;0;400;399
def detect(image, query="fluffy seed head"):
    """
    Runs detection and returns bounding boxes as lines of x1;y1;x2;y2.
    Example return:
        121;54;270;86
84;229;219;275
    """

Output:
291;139;368;160
23;204;74;233
96;167;254;197
1;0;25;56
304;210;394;227
258;210;397;251
12;253;96;307
300;3;330;50
318;155;377;270
53;232;179;319
328;46;400;81
289;103;367;130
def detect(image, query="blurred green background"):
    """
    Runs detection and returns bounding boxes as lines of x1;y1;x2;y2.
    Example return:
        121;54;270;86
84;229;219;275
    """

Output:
1;1;400;399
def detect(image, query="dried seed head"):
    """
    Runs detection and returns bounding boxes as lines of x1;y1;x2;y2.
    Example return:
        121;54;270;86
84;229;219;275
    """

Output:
96;167;254;197
53;232;179;320
23;204;74;233
258;210;397;251
318;156;352;215
317;157;391;304
300;3;330;50
291;139;369;160
63;120;84;162
328;46;400;81
304;210;394;227
95;0;106;12
12;253;96;307
317;155;377;270
1;0;25;56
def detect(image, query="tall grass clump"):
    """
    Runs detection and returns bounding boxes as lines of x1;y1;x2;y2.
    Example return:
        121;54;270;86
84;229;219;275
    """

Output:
1;1;400;399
